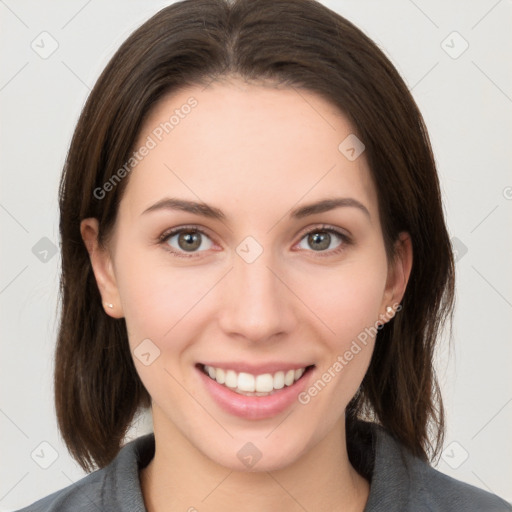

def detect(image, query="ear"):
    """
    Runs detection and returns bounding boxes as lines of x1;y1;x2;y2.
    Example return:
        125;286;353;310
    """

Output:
80;218;124;319
380;231;413;321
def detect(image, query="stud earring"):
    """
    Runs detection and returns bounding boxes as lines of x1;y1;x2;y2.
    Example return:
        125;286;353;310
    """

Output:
386;306;394;315
104;302;114;309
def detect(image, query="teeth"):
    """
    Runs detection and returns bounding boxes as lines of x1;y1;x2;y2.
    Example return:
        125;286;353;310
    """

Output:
238;372;255;392
273;371;285;390
225;370;237;388
203;364;309;395
255;373;274;392
284;369;295;386
216;368;226;384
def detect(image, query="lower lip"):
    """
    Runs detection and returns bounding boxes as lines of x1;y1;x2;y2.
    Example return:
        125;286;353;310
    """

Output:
197;365;315;420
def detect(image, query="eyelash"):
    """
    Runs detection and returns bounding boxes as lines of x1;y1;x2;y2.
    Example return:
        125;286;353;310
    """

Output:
158;224;352;259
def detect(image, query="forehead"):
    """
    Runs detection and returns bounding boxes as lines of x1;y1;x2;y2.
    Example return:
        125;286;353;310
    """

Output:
122;80;378;223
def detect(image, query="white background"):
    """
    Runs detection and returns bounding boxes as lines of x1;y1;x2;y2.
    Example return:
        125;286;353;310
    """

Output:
1;0;511;509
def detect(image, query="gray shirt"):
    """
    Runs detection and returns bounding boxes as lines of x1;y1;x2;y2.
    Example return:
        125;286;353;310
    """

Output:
16;422;512;511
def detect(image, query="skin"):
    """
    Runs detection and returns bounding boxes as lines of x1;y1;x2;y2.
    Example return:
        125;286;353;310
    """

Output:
81;79;412;512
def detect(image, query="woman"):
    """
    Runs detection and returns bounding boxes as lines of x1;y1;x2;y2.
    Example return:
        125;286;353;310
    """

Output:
16;0;511;510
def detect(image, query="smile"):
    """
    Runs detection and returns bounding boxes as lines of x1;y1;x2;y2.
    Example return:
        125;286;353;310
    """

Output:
200;363;314;396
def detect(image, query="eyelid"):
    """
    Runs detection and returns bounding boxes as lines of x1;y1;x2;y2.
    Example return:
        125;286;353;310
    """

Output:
292;223;352;257
158;224;218;259
158;224;214;243
295;223;351;242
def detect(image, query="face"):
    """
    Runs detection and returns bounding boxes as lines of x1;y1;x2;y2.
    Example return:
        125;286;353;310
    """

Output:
82;79;411;472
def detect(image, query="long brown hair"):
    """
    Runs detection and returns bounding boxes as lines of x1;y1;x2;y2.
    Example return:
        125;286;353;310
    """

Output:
55;0;455;472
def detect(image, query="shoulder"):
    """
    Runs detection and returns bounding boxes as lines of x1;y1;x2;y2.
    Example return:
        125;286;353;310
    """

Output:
363;422;512;512
13;470;106;512
409;459;512;512
14;433;154;512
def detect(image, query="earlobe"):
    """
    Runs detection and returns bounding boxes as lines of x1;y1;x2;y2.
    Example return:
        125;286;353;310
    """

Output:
80;218;124;319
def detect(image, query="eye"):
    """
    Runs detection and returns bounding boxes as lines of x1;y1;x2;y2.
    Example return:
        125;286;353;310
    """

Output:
158;224;351;259
159;226;214;258
295;225;351;256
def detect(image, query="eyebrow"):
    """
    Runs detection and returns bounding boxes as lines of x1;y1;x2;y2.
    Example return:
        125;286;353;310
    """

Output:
141;197;370;221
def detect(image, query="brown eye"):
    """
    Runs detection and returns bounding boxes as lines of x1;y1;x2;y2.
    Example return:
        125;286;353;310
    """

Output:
306;232;331;251
295;226;351;256
176;231;202;252
162;228;214;256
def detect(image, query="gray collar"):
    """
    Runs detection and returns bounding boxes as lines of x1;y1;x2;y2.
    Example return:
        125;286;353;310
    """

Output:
101;422;510;512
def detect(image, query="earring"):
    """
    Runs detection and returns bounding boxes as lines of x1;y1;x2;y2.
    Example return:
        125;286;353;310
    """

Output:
386;306;394;315
104;302;114;309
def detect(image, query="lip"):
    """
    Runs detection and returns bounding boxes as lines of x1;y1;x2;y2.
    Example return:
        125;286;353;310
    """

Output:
199;361;312;375
196;363;315;420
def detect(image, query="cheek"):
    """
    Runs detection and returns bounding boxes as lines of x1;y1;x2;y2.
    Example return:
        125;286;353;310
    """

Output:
113;242;209;409
114;241;213;343
302;254;388;344
295;254;387;407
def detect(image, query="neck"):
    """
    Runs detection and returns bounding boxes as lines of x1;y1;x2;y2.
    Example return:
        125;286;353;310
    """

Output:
140;408;369;512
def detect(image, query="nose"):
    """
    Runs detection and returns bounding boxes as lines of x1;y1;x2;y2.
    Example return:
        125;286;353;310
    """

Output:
216;246;297;344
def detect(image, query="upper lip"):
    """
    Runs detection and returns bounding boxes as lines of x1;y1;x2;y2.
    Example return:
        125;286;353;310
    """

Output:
198;362;315;375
